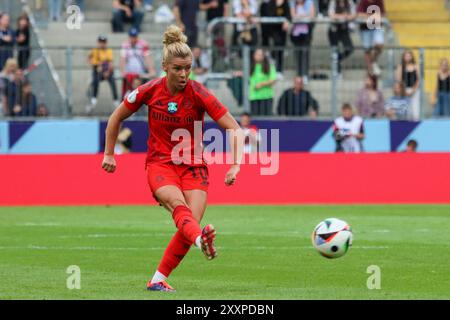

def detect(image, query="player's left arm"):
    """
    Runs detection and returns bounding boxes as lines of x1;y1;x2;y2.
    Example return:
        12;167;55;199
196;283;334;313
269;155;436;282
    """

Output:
216;112;245;186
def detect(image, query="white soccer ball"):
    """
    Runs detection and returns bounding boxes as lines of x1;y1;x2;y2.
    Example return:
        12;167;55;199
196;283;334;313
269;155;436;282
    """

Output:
311;218;353;259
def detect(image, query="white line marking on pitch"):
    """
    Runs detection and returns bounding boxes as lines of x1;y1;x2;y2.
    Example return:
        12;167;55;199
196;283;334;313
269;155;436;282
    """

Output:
0;244;389;251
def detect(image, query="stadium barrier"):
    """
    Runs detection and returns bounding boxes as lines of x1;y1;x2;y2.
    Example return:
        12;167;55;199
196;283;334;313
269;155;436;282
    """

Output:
2;119;450;154
1;152;450;205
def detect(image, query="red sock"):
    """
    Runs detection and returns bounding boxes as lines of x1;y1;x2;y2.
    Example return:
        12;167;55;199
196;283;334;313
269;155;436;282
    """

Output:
157;230;191;277
172;205;202;244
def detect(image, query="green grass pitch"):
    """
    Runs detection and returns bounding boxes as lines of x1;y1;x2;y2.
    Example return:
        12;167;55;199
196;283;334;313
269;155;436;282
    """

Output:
0;205;449;300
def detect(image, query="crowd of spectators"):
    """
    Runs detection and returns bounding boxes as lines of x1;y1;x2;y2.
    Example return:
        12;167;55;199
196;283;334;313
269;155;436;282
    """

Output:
0;11;48;117
1;0;447;123
165;0;391;118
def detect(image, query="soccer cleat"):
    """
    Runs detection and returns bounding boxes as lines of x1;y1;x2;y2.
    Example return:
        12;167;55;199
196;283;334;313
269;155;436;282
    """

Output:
146;280;176;292
200;224;217;260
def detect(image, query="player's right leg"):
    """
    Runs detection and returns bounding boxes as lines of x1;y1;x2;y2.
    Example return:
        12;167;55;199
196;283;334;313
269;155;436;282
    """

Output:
146;163;203;292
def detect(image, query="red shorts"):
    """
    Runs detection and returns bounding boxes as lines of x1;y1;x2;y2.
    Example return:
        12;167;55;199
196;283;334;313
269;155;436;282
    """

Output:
146;162;210;195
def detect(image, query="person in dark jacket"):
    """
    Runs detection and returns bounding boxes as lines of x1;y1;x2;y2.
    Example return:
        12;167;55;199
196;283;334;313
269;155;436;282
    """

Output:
260;0;291;73
13;81;37;116
16;14;31;70
277;76;319;117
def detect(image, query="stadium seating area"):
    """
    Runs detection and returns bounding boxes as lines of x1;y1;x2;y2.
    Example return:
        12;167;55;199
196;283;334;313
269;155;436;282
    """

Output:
0;0;449;118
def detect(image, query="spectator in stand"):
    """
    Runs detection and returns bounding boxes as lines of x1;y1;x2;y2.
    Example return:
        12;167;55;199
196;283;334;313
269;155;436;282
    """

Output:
355;74;384;118
260;0;271;50
36;103;49;117
249;49;277;115
0;13;14;71
385;81;409;120
3;65;26;117
396;50;420;120
200;0;229;70
16;14;31;70
333;103;364;153
290;0;316;83
357;0;385;76
318;0;330;17
433;58;450;117
87;35;119;114
404;139;418;153
328;0;356;76
201;1;229;36
49;0;62;22
173;0;200;48
232;0;259;48
260;0;291;73
112;0;145;33
277;76;319;117
0;58;19;116
239;112;260;153
120;28;156;98
191;46;211;84
12;81;37;117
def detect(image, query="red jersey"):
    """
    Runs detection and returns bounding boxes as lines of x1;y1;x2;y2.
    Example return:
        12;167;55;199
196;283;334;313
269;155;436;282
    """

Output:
124;77;228;166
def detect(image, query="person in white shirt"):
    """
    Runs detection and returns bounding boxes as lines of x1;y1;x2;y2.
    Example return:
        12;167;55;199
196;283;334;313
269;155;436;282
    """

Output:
333;103;365;153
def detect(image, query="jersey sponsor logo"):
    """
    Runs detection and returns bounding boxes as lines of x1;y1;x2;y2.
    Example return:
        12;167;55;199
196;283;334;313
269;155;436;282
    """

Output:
127;89;139;103
151;110;181;124
168;102;178;114
184;114;194;124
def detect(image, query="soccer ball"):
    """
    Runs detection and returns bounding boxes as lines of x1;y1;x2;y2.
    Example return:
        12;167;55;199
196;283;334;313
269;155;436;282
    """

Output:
311;218;353;259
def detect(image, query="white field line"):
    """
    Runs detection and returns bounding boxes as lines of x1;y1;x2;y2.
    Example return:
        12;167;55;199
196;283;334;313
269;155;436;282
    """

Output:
0;245;389;251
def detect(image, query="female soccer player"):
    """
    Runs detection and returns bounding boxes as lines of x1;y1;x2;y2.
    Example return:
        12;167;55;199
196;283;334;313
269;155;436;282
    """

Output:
101;25;243;292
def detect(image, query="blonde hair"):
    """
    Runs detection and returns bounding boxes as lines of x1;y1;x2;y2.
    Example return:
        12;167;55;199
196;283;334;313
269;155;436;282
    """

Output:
2;58;18;74
162;25;192;66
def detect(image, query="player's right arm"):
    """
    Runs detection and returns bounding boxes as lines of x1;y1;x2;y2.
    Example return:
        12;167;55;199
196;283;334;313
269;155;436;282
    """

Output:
102;103;134;173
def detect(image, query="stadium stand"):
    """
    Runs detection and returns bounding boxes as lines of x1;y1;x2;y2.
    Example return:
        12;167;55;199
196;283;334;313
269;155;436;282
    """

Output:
2;0;450;118
386;0;450;104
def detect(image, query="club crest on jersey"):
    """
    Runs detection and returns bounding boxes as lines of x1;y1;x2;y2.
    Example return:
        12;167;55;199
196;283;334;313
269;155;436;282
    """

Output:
167;102;178;114
127;89;138;103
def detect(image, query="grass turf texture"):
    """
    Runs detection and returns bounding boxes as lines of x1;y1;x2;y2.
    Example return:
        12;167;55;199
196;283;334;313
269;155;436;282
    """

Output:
0;205;449;300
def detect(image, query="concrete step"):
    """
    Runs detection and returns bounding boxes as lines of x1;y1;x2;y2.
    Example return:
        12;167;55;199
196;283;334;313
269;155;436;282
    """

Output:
388;11;450;22
386;0;445;11
392;23;450;36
